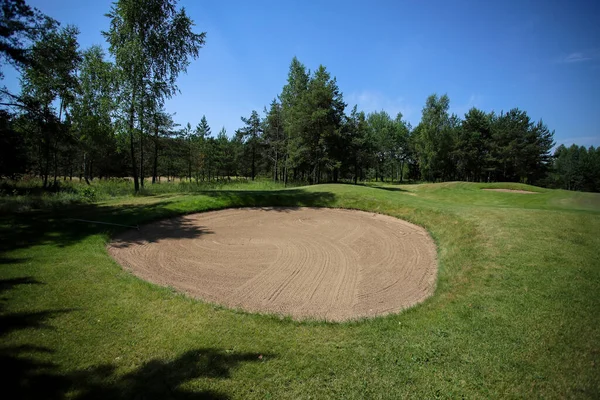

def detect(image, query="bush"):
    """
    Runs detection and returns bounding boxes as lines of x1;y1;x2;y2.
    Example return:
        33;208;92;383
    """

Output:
78;186;97;202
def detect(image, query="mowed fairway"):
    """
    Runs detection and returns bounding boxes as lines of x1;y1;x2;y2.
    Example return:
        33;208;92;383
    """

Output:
1;182;598;399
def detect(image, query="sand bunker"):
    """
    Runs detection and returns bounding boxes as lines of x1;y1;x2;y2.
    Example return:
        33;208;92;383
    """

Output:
108;208;437;322
483;188;539;194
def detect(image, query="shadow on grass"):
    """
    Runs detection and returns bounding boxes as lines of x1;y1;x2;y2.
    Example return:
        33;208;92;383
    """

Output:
70;348;272;400
0;276;42;292
109;216;215;249
0;277;273;400
0;256;29;265
0;189;336;254
0;277;75;338
371;186;408;192
197;189;336;208
355;183;409;193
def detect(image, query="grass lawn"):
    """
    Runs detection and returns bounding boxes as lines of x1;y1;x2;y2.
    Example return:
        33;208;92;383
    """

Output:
1;181;598;399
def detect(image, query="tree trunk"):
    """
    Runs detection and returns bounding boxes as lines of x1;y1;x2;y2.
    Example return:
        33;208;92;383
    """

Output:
273;150;278;182
43;138;49;188
251;144;256;181
188;143;192;181
152;121;159;184
53;100;64;187
139;111;144;189
52;137;58;187
129;100;139;192
41;109;50;189
283;156;288;188
400;159;405;183
83;152;90;184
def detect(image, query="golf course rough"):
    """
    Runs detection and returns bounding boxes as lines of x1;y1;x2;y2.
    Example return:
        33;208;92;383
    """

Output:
108;207;438;322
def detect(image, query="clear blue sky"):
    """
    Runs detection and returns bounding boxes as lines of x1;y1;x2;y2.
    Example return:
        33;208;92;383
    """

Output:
4;0;600;147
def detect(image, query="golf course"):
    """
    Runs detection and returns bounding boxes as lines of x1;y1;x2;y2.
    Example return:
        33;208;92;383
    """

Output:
1;181;598;399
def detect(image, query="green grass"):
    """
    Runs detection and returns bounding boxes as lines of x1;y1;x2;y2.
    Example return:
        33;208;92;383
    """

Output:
1;182;598;399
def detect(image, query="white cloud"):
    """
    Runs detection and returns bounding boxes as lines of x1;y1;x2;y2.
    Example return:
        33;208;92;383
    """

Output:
562;52;592;63
556;50;600;64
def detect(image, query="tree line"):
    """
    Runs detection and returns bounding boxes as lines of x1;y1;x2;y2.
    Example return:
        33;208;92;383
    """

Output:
1;0;598;192
551;144;600;192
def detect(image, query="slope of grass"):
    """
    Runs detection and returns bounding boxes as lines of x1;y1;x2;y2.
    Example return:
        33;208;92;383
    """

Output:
0;182;598;399
0;177;297;214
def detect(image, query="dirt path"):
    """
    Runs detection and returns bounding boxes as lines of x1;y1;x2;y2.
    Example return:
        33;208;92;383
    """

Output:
108;208;438;322
483;188;539;194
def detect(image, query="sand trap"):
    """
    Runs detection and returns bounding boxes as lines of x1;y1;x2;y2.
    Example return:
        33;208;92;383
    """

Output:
483;188;539;194
108;208;437;322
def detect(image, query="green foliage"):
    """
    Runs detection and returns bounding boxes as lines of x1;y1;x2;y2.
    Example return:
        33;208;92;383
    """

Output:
488;108;555;183
18;24;81;188
407;98;557;186
453;107;492;181
22;25;81;109
339;105;370;183
196;115;211;138
78;185;97;202
103;0;206;192
238;110;263;180
71;45;118;182
551;144;600;192
276;60;346;183
0;110;27;177
262;99;284;181
412;94;455;181
0;0;57;75
364;110;411;182
280;57;310;180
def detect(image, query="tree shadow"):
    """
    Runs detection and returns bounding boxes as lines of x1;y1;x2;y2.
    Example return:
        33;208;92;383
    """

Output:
0;277;74;338
109;216;214;249
0;256;29;265
0;277;273;400
0;309;74;338
70;348;273;400
0;276;42;294
353;183;408;193
0;277;74;398
197;189;336;209
0;189;336;255
4;343;270;400
373;186;409;192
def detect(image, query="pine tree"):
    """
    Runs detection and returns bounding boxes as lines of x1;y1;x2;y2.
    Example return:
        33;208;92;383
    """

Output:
454;107;491;181
279;57;310;185
263;99;284;181
239;110;262;181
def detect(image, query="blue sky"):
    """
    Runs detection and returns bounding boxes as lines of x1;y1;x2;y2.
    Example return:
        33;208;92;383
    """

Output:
4;0;600;147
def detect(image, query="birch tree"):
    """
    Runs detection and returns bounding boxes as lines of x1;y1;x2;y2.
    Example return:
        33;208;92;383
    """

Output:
103;0;205;191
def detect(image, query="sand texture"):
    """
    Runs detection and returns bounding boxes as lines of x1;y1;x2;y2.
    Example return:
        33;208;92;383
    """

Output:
108;208;438;322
